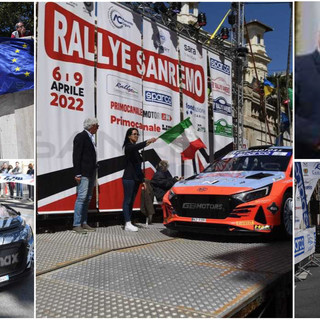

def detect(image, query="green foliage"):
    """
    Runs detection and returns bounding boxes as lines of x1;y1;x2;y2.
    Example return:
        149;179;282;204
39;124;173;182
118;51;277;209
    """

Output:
0;3;34;37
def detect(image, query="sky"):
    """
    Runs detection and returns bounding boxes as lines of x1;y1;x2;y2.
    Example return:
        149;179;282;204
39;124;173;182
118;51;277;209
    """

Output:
198;2;292;75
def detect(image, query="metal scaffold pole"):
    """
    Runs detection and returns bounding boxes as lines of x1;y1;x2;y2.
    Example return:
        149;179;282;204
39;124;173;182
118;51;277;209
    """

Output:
233;2;245;150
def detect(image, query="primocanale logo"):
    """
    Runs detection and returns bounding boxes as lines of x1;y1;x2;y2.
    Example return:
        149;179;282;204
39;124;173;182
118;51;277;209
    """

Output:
145;91;172;106
210;58;231;75
182;203;223;210
0;253;19;267
108;7;133;29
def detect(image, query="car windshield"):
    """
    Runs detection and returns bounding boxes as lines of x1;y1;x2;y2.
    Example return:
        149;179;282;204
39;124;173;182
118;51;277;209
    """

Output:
0;205;18;219
204;149;291;173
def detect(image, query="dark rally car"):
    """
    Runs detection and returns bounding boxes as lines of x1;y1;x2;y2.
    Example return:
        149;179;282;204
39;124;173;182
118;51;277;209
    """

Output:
0;204;34;286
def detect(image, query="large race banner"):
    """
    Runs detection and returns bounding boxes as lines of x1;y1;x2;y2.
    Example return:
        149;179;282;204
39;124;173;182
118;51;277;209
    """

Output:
142;19;181;177
37;2;95;213
179;37;208;177
208;52;233;156
96;3;143;210
301;162;320;203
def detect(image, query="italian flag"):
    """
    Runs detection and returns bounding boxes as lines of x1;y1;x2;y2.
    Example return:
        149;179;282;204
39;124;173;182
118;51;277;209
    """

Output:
159;118;206;160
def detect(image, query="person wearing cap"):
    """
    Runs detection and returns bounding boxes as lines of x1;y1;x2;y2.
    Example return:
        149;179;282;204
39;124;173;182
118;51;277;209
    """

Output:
72;118;99;233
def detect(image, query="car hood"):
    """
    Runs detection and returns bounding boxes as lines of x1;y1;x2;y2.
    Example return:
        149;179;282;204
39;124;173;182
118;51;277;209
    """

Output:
0;206;28;245
174;171;285;190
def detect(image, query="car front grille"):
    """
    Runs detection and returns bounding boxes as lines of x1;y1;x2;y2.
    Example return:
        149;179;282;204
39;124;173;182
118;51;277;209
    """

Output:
0;242;27;277
171;194;238;219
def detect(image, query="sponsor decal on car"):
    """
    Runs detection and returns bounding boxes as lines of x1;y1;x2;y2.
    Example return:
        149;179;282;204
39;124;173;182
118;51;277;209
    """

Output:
254;225;271;231
182;203;223;210
235;220;254;226
196;187;208;192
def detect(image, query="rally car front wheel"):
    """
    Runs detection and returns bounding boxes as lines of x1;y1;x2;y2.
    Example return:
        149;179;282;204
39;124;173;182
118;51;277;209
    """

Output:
281;191;292;238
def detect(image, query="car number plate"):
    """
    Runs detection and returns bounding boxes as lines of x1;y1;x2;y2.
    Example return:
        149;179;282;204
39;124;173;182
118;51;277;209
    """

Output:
192;218;206;222
0;275;9;283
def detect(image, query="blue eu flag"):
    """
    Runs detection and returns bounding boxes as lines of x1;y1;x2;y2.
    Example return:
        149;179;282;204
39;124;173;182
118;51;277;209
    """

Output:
0;37;34;95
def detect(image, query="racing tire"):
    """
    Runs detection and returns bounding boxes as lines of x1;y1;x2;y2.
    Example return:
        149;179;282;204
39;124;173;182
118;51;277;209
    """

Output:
280;191;292;239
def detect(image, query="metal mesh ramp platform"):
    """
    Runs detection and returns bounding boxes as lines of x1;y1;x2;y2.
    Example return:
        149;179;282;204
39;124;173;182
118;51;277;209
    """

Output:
36;224;292;318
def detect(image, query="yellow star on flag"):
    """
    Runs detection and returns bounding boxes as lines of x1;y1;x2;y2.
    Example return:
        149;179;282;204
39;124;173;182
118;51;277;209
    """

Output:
15;67;20;72
12;58;17;63
22;43;28;48
15;49;20;53
24;71;30;77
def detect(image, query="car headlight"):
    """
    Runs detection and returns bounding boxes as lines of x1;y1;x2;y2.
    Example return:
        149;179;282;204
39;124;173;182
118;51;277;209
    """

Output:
232;184;272;203
168;189;176;201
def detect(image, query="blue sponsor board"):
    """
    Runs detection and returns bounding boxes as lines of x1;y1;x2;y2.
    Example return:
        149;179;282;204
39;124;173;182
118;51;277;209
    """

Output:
295;236;305;257
209;58;230;75
295;162;310;228
145;91;172;106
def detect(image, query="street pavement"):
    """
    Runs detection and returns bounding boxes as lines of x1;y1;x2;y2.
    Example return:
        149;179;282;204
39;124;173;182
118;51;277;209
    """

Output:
295;254;320;318
0;197;34;318
37;224;292;317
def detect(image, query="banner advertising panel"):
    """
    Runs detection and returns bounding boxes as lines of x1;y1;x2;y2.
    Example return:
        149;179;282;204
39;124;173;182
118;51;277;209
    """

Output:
295;227;316;264
179;36;208;177
301;162;320;203
96;3;143;210
295;162;310;230
142;19;181;177
208;51;233;156
37;2;95;213
0;173;34;185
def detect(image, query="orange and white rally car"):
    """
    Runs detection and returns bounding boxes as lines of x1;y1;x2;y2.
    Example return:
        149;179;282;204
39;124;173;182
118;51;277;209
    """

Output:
163;146;293;236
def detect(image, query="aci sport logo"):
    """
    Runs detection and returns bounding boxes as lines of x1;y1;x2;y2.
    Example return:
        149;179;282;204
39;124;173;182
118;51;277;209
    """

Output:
108;7;133;29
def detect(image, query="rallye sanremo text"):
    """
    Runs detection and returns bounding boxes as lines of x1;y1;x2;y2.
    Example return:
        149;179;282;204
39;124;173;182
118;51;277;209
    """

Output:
162;146;292;236
0;204;34;286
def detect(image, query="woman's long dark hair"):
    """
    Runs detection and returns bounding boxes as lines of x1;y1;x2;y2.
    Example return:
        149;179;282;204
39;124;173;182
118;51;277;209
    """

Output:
122;128;139;148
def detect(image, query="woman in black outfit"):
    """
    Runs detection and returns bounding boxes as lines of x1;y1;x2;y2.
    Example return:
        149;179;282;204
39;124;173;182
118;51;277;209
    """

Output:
122;128;157;232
